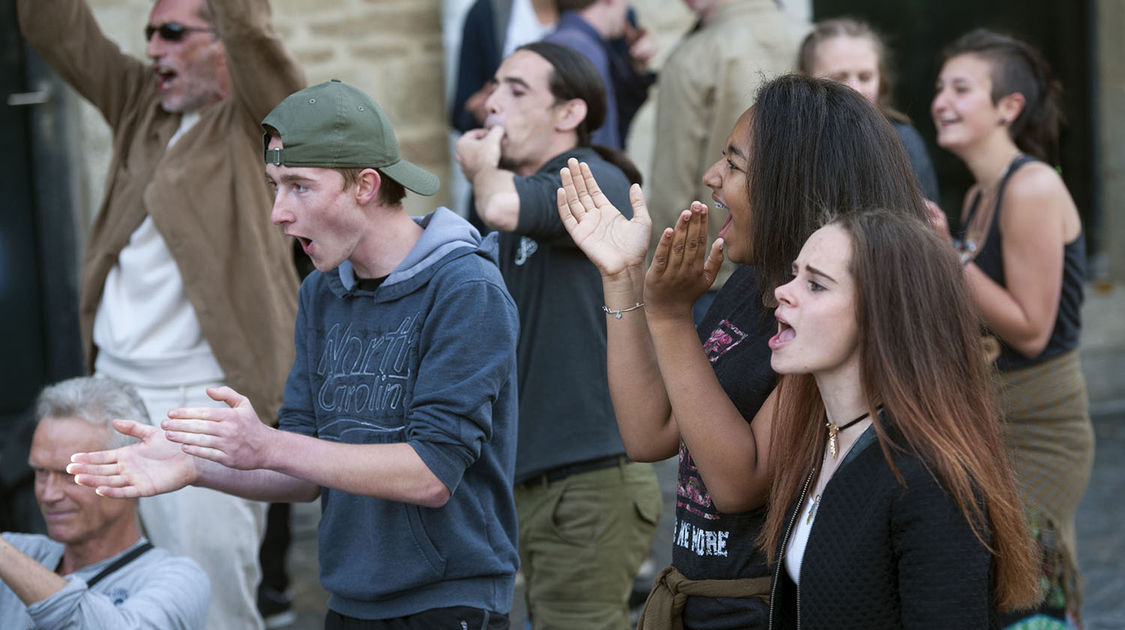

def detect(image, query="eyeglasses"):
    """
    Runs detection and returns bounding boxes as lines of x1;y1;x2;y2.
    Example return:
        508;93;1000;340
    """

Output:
144;22;214;42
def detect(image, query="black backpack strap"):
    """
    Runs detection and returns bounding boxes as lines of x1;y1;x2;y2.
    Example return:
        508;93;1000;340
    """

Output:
86;541;154;588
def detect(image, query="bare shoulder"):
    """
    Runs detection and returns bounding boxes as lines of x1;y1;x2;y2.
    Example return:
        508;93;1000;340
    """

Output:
1001;161;1080;235
1005;161;1073;207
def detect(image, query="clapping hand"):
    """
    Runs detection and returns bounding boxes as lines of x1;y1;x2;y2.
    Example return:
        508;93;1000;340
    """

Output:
160;386;275;471
68;419;198;499
556;158;651;278
644;201;724;320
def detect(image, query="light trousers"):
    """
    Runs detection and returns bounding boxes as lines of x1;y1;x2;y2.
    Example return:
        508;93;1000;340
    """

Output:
123;379;267;630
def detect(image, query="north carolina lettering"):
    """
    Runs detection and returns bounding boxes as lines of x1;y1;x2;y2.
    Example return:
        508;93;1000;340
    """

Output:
316;317;415;414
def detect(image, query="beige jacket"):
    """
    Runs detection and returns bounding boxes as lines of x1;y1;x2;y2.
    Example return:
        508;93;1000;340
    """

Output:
648;0;805;288
18;0;304;423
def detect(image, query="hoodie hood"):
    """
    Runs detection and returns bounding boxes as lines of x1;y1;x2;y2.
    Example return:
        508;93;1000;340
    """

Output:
331;207;499;299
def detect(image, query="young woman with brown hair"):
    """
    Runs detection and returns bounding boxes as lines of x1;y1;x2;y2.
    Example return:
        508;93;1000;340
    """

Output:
554;74;928;629
762;209;1040;628
932;29;1092;628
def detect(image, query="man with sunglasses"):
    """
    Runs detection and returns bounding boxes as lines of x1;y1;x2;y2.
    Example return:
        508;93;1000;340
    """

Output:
17;1;304;628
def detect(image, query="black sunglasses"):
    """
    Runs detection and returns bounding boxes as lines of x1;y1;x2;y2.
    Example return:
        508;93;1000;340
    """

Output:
144;22;214;42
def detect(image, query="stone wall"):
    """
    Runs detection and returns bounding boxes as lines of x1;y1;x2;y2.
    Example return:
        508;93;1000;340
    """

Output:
76;0;699;220
67;0;1124;285
79;0;450;217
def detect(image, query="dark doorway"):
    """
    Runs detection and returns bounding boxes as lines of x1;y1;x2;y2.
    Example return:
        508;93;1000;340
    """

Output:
1;0;84;533
812;0;1097;257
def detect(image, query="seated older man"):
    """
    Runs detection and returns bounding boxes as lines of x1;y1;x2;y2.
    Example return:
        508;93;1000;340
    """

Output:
0;377;208;629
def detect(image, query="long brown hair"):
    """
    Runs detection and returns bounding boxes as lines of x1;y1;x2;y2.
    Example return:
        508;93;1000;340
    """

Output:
745;75;927;304
759;210;1040;611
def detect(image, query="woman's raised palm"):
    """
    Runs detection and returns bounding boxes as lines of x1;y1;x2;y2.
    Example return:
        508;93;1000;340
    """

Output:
556;158;651;277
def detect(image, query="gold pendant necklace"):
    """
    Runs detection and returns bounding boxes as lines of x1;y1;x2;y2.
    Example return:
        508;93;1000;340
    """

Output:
825;410;870;459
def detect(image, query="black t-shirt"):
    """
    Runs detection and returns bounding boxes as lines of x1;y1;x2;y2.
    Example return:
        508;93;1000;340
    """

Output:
503;147;634;483
675;264;777;629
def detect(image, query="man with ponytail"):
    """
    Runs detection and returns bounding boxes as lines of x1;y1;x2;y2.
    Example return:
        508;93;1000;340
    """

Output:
456;41;661;630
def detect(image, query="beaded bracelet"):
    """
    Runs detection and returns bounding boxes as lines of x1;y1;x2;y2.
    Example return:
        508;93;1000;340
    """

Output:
602;302;645;319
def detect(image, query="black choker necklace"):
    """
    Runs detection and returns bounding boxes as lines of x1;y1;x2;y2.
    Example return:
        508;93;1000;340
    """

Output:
825;411;870;459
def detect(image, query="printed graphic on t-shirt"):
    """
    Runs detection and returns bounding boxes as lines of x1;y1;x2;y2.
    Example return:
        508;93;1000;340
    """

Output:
677;443;717;520
514;236;538;266
315;317;416;431
108;586;129;606
701;319;747;363
674;444;733;558
674;517;730;557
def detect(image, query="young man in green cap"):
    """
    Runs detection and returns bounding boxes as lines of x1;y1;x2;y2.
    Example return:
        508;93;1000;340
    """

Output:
68;80;521;629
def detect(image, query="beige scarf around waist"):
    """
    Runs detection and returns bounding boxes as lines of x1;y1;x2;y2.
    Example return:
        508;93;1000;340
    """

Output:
636;565;771;630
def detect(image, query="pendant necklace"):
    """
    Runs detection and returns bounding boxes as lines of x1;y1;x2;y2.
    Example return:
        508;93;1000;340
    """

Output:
825;410;870;459
807;410;872;524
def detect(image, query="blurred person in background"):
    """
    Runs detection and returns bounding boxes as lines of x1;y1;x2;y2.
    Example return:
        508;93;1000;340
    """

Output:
797;17;939;202
930;28;1093;629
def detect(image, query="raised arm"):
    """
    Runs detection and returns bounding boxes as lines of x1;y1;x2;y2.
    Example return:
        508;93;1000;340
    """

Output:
17;0;149;129
1;533;210;630
557;160;677;459
559;160;774;510
964;164;1078;358
644;200;774;511
212;0;305;123
456;126;520;231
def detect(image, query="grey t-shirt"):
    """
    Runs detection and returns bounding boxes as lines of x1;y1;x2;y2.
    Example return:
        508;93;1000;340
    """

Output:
0;533;209;630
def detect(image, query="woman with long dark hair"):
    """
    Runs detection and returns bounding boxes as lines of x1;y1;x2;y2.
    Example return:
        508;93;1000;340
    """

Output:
932;29;1093;628
555;74;927;629
762;210;1039;627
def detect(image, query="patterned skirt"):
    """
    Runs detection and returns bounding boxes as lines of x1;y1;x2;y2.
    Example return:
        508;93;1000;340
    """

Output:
997;349;1094;629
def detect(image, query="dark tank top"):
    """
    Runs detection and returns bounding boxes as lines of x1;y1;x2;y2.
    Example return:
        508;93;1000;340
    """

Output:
962;155;1085;372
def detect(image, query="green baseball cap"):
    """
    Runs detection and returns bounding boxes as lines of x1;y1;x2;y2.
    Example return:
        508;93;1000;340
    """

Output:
262;79;439;196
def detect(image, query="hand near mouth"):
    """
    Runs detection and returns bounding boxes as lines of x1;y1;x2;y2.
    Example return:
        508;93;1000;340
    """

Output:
455;125;505;179
645;201;723;321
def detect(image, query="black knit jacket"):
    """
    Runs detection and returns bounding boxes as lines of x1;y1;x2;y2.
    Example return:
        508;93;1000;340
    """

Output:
768;428;999;629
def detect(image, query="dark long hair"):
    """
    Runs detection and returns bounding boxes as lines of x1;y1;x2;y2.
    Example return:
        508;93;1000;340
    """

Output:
760;210;1041;612
795;17;909;124
516;41;642;184
941;28;1064;164
745;75;927;303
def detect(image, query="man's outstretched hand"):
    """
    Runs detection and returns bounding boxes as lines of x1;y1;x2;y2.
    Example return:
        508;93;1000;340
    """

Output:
68;419;198;498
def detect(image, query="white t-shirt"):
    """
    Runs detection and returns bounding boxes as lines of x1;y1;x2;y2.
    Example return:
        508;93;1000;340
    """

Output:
502;0;555;58
93;111;224;387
